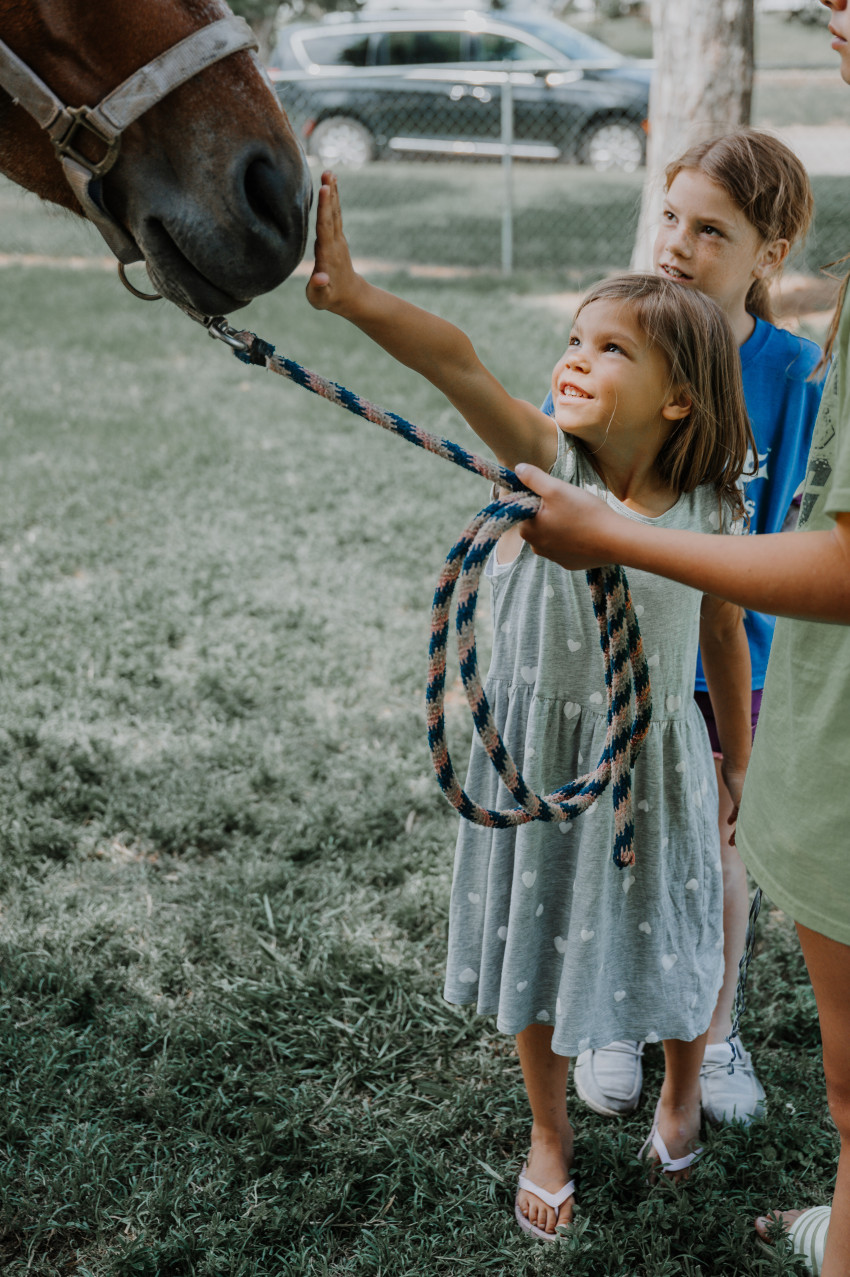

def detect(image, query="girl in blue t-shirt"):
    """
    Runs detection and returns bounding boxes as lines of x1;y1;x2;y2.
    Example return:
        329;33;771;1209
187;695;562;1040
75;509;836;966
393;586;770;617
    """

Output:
542;130;826;1131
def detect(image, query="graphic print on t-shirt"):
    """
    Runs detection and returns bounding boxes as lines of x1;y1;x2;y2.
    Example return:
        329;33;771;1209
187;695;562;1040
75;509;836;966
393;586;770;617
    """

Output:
739;445;771;523
799;376;837;529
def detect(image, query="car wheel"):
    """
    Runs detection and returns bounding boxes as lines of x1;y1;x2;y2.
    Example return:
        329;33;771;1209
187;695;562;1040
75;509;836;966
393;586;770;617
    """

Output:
310;116;376;167
581;119;645;173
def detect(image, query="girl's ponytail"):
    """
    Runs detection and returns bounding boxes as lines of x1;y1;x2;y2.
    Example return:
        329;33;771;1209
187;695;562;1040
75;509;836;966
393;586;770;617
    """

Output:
744;277;772;325
816;255;850;375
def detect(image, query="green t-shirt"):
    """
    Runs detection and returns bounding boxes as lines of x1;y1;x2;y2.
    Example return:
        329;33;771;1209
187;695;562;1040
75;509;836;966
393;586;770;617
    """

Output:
737;286;850;945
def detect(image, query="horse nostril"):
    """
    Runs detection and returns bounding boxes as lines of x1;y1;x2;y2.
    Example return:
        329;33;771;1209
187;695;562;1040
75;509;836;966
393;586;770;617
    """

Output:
242;153;297;238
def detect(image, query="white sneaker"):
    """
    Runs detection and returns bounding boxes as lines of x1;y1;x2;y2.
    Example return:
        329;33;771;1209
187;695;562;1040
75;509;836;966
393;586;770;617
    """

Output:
573;1040;644;1117
699;1037;765;1125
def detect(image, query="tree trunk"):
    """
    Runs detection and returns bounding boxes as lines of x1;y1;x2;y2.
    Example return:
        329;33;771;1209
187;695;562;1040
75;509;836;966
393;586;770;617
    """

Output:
631;0;755;269
248;14;278;63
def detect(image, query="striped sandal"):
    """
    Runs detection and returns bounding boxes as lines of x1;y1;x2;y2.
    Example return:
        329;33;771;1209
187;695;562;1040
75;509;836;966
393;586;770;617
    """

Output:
758;1206;831;1275
514;1162;576;1242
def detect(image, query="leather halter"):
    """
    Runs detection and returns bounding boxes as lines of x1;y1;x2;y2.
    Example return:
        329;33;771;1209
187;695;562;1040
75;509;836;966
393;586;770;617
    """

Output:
0;15;259;264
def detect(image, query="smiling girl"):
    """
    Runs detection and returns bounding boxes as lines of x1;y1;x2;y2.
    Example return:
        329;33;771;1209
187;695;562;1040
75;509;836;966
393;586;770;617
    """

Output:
307;173;755;1240
551;130;826;1130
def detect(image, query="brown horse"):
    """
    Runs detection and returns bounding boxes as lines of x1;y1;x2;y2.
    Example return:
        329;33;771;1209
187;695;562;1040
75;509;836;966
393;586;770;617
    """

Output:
0;0;312;314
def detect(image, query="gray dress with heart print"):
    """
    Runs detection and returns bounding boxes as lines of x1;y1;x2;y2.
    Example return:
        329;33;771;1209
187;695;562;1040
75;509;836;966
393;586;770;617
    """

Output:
443;434;732;1055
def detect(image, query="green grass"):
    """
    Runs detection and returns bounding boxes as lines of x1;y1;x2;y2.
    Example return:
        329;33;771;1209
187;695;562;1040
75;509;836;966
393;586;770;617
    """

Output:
573;9;845;131
576;10;834;66
754;72;850;128
324;165;847;280
0;188;838;1276
335;163;644;278
0;179;107;256
754;10;835;67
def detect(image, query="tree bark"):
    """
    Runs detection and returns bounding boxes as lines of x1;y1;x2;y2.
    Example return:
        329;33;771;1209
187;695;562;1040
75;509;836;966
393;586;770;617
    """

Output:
249;15;278;62
631;0;755;269
227;0;281;61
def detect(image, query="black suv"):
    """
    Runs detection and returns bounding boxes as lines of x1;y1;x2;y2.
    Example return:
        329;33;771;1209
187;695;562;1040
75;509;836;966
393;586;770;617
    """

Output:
269;10;651;171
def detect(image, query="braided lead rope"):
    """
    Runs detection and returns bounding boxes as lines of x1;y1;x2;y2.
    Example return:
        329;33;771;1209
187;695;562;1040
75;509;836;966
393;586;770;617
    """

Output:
234;337;523;494
229;328;652;866
428;494;652;864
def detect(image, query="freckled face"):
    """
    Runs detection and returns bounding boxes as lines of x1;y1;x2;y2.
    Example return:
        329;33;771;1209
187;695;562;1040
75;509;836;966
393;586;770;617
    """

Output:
550;298;675;446
821;0;850;83
653;168;767;318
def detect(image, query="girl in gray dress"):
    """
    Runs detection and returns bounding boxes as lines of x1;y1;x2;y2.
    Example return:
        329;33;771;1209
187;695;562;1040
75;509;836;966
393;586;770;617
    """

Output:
308;171;755;1241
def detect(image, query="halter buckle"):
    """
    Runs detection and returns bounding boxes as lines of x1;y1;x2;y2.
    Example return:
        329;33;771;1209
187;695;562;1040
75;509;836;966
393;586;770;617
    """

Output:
52;106;121;179
203;316;250;352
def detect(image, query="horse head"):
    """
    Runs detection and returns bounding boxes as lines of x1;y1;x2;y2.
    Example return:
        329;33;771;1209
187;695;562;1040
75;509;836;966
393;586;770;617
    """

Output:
0;0;312;314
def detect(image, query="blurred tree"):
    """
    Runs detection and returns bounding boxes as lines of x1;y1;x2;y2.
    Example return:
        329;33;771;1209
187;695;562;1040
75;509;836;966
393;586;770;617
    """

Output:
632;0;755;267
228;0;280;57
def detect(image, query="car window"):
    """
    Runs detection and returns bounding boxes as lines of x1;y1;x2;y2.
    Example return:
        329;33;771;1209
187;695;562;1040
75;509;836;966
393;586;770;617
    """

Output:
472;34;549;63
507;17;623;63
299;32;371;68
375;30;465;66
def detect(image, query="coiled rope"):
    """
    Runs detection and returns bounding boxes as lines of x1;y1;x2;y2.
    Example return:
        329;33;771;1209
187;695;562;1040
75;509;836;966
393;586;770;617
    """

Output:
225;325;651;868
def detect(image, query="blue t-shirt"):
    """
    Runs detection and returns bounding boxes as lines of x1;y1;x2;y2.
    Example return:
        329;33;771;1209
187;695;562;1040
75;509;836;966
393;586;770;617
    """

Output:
541;316;825;689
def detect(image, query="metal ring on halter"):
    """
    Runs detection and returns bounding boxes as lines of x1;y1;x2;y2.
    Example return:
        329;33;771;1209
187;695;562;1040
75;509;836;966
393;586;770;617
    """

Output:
117;262;162;301
204;317;250;352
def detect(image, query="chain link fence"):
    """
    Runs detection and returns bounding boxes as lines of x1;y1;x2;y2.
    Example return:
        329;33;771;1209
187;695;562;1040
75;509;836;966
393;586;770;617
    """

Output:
275;66;849;282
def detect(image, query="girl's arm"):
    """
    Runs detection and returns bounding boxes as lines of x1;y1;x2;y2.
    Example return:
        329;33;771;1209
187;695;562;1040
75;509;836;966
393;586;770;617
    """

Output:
698;596;752;818
514;465;850;625
306;172;557;472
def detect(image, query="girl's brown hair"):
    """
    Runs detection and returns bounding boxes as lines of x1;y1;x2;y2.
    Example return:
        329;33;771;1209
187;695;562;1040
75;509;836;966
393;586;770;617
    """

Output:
575;274;755;520
819;255;850;370
665;129;814;326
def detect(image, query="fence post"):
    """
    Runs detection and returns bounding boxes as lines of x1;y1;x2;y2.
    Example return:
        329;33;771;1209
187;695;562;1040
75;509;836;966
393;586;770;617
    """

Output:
501;76;513;275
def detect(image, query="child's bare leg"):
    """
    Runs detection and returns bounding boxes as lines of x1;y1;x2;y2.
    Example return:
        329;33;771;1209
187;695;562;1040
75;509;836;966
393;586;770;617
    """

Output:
696;759;766;1125
653;1032;708;1180
707;758;751;1043
515;1024;575;1235
754;924;850;1276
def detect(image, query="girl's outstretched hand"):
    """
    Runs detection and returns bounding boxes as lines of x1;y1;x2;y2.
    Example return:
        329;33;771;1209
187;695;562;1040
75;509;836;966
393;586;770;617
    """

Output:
516;463;621;570
306;170;360;315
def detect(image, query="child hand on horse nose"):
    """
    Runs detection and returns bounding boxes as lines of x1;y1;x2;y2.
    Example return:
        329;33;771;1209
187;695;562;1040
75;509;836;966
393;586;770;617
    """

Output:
306;170;361;316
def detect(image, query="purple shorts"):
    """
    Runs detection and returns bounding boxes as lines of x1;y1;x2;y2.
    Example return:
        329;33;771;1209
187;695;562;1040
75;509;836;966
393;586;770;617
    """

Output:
694;688;763;758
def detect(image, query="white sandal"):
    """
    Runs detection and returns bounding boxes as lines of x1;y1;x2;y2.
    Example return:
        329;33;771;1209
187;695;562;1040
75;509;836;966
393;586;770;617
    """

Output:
759;1206;831;1275
639;1100;702;1176
514;1162;576;1242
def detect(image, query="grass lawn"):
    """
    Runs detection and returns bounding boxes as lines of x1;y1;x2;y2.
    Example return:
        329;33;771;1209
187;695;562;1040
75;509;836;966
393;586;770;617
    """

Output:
0;188;836;1276
578;10;847;132
580;10;834;66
